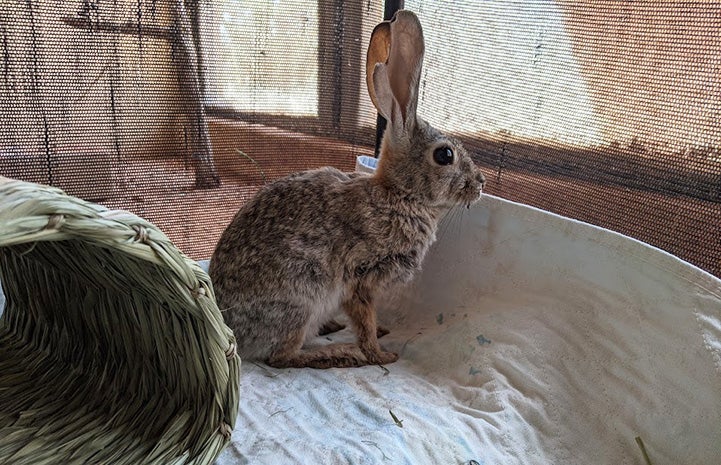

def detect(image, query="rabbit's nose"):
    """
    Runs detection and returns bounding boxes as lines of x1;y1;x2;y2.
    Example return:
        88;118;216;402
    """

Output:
476;171;486;187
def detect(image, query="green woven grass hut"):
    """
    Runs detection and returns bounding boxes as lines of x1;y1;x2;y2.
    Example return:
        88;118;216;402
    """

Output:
0;177;240;465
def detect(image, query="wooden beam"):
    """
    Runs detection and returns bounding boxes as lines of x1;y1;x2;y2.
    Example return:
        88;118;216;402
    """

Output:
171;0;220;189
62;6;221;190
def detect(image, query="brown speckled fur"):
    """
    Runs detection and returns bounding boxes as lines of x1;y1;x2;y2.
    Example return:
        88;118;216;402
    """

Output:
209;11;485;368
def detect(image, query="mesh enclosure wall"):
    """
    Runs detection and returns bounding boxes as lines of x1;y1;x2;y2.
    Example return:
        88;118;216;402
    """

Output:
1;1;719;277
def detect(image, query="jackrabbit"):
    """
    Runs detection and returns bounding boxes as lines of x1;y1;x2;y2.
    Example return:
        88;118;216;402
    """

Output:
209;10;485;368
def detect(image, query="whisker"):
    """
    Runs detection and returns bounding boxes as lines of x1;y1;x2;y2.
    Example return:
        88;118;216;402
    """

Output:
439;206;464;243
455;206;465;241
458;204;471;241
437;207;457;242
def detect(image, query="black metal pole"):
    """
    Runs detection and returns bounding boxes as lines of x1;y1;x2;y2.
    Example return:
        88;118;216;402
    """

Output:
383;0;404;21
373;0;404;157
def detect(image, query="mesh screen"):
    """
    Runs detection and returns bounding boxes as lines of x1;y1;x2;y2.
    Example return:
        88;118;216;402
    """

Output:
1;1;719;278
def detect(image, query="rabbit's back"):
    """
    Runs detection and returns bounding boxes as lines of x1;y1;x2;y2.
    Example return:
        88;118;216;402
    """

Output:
209;167;366;357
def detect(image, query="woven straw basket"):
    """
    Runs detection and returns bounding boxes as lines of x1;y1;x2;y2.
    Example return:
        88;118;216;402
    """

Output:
0;176;240;465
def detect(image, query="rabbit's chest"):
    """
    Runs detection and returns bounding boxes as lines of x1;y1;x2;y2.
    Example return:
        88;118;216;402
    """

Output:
343;212;437;284
304;286;344;338
348;244;429;288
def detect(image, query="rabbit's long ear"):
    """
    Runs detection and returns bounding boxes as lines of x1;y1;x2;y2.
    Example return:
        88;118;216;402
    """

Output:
366;21;392;117
366;10;425;134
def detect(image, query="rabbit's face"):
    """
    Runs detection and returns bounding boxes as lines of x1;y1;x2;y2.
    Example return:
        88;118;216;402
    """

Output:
411;120;486;208
367;10;485;210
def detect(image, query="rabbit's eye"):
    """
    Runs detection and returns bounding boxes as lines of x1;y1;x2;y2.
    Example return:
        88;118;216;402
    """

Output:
433;146;454;166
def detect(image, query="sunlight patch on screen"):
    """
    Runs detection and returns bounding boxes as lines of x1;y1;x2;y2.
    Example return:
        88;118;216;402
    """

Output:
408;0;602;147
202;0;318;116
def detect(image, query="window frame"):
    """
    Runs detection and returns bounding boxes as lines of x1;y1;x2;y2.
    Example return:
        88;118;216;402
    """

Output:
198;0;375;145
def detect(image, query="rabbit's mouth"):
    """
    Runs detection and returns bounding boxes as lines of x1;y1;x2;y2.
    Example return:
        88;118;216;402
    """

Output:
437;187;482;210
449;169;485;204
436;172;484;209
457;180;484;205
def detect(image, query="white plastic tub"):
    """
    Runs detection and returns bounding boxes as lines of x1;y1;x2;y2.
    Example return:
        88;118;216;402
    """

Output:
210;161;721;464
